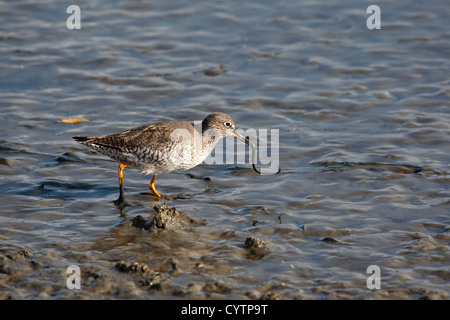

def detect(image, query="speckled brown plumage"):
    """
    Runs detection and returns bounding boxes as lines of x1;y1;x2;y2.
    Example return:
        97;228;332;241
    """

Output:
73;112;249;203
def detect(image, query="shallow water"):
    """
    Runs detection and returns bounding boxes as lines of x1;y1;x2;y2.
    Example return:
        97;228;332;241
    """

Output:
0;0;449;299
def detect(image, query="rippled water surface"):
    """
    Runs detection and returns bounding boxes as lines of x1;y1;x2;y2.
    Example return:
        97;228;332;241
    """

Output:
1;0;449;299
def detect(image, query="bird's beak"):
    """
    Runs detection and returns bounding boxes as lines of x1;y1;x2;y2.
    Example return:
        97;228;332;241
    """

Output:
234;129;281;175
233;130;252;146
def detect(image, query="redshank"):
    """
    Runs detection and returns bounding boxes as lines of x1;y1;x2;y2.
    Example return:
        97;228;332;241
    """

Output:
73;112;250;204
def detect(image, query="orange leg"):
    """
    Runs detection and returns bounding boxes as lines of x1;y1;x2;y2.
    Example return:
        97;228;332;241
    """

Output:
118;163;130;187
115;162;131;205
149;175;161;198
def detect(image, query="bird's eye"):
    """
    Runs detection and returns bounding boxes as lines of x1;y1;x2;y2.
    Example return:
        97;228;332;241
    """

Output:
224;122;233;128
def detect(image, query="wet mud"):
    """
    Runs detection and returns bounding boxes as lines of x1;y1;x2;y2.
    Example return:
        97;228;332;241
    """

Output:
0;204;281;299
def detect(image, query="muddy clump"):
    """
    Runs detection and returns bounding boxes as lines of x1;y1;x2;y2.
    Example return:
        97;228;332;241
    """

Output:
261;291;282;300
115;261;150;274
152;203;181;229
115;258;179;293
0;249;34;275
243;237;269;260
130;203;204;232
